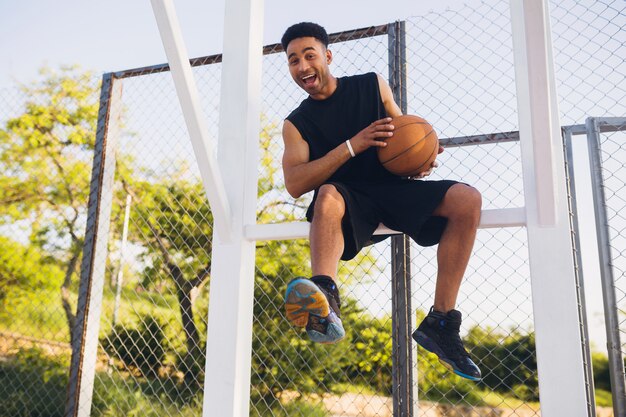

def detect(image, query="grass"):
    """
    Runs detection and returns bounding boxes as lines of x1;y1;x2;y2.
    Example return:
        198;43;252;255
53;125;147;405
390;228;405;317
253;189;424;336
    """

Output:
0;287;70;343
479;390;540;410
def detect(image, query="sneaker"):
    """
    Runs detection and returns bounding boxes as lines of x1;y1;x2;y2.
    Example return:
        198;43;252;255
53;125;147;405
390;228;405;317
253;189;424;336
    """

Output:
284;276;345;344
307;276;345;344
412;308;482;381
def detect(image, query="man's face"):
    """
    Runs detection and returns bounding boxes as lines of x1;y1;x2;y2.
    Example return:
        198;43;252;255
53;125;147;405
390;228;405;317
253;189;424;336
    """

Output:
285;37;333;97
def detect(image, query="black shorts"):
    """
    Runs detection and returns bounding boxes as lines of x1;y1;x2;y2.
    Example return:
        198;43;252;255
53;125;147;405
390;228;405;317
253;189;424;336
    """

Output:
306;179;458;261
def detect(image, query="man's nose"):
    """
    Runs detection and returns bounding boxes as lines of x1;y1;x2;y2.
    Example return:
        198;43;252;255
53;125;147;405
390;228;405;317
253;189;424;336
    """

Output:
297;60;310;73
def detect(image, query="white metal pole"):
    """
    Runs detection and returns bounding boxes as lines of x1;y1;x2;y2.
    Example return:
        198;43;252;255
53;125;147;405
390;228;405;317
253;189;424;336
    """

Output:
150;0;233;243
243;207;526;241
510;1;590;416
203;0;263;416
112;193;132;327
65;74;123;417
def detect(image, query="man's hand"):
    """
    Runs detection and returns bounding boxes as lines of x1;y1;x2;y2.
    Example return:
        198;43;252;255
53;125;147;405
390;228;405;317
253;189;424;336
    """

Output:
348;117;395;155
412;145;445;179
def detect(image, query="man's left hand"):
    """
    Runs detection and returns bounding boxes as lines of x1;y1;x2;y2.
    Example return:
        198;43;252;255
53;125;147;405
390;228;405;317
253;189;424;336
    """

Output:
411;145;444;179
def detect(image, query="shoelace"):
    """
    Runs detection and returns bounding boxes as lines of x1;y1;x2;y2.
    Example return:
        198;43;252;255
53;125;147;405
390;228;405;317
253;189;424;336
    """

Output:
313;280;341;314
440;328;470;360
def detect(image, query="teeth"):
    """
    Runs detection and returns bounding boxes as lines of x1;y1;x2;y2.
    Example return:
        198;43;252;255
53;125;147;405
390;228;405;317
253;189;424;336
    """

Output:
302;74;315;81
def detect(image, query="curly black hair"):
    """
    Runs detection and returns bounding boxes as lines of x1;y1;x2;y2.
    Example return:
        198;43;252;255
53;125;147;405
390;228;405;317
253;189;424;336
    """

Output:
281;22;329;51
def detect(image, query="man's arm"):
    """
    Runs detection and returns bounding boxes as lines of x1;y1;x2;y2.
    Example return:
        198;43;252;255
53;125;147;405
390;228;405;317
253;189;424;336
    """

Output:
282;116;396;198
282;120;351;198
377;74;403;117
377;73;443;177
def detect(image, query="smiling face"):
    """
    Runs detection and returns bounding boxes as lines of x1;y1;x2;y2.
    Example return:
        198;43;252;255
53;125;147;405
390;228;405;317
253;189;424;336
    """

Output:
286;36;336;100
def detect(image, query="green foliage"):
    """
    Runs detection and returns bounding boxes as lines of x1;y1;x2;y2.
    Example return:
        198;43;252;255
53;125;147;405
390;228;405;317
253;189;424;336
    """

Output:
90;371;204;416
0;236;65;298
120;174;213;306
464;325;539;401
250;396;328;417
592;351;611;392
0;347;206;417
103;315;167;378
0;66;99;251
595;388;613;408
0;287;69;342
344;310;393;394
0;348;69;417
0;238;68;340
0;66;131;346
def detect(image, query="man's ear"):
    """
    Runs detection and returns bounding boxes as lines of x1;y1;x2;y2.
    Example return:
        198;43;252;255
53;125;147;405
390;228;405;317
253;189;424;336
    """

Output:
326;49;333;64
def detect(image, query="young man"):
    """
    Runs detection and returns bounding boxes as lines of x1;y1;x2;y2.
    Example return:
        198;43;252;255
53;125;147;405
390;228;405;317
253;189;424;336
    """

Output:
280;22;482;381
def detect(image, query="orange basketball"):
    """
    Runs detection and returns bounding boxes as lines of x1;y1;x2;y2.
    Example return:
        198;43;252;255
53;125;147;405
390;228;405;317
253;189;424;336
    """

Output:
377;115;439;176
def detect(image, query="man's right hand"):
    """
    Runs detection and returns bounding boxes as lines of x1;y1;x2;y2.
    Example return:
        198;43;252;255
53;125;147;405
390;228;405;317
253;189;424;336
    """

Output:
348;117;395;155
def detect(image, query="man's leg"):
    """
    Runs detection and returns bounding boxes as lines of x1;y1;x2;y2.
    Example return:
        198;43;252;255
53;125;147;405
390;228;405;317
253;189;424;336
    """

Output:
285;184;346;343
413;183;483;381
431;183;482;312
310;184;345;279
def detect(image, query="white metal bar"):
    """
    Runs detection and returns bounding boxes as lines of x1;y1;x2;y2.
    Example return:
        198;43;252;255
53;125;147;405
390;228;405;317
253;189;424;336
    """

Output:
112;193;132;327
150;0;233;242
564;127;598;417
202;0;264;416
479;207;526;229
510;1;590;416
244;208;526;241
586;117;626;415
65;74;123;417
512;0;558;227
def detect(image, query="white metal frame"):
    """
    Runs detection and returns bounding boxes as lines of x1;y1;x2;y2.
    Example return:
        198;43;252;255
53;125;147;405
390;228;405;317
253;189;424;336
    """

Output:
151;0;233;243
147;0;591;416
511;1;590;416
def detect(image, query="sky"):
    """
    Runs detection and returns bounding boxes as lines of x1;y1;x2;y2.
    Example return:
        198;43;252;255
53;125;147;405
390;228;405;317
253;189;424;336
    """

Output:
0;0;464;88
0;0;617;351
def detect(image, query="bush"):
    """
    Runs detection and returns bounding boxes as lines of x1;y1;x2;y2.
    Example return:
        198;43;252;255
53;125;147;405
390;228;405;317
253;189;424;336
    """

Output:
465;326;538;401
0;348;69;417
0;236;65;299
595;388;613;408
592;351;611;392
103;314;166;378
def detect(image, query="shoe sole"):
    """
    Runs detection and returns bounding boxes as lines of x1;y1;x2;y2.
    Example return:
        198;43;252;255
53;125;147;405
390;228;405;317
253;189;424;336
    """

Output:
285;279;330;328
307;322;346;344
413;330;482;382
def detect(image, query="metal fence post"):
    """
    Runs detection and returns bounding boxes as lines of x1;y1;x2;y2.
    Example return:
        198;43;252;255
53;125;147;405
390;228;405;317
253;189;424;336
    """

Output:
563;125;597;417
585;116;626;417
65;73;123;417
388;20;414;417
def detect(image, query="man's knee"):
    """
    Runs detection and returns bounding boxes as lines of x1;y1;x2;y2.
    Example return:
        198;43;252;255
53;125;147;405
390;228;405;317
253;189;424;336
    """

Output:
460;185;482;213
438;184;482;221
456;185;481;223
314;184;345;219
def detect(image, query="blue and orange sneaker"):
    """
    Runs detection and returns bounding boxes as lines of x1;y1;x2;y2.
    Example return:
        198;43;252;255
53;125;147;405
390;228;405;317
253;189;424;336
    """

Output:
285;275;345;344
412;308;482;381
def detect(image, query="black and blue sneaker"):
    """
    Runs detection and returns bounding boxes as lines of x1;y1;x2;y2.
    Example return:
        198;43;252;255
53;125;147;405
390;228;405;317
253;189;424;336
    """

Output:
285;275;345;344
412;308;482;381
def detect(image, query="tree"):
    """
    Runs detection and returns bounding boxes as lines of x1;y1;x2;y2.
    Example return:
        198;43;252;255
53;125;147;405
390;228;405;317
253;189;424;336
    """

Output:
465;325;539;401
120;172;212;386
0;66;103;345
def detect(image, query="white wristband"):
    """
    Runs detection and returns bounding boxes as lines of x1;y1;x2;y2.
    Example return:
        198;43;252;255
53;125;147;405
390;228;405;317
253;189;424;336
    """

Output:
345;139;356;157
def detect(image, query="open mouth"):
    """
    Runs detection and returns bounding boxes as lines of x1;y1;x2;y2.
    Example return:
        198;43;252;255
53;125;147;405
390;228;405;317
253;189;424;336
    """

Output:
301;73;317;87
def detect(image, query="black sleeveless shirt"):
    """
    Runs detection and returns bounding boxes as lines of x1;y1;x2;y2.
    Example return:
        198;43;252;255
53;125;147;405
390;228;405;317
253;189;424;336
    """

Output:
286;72;399;184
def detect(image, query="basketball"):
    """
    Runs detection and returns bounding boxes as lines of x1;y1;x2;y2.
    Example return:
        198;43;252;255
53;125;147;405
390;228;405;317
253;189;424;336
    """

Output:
377;115;440;176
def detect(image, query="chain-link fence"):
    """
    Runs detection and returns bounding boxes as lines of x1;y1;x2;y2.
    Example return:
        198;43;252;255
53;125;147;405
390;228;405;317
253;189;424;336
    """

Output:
0;0;624;416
